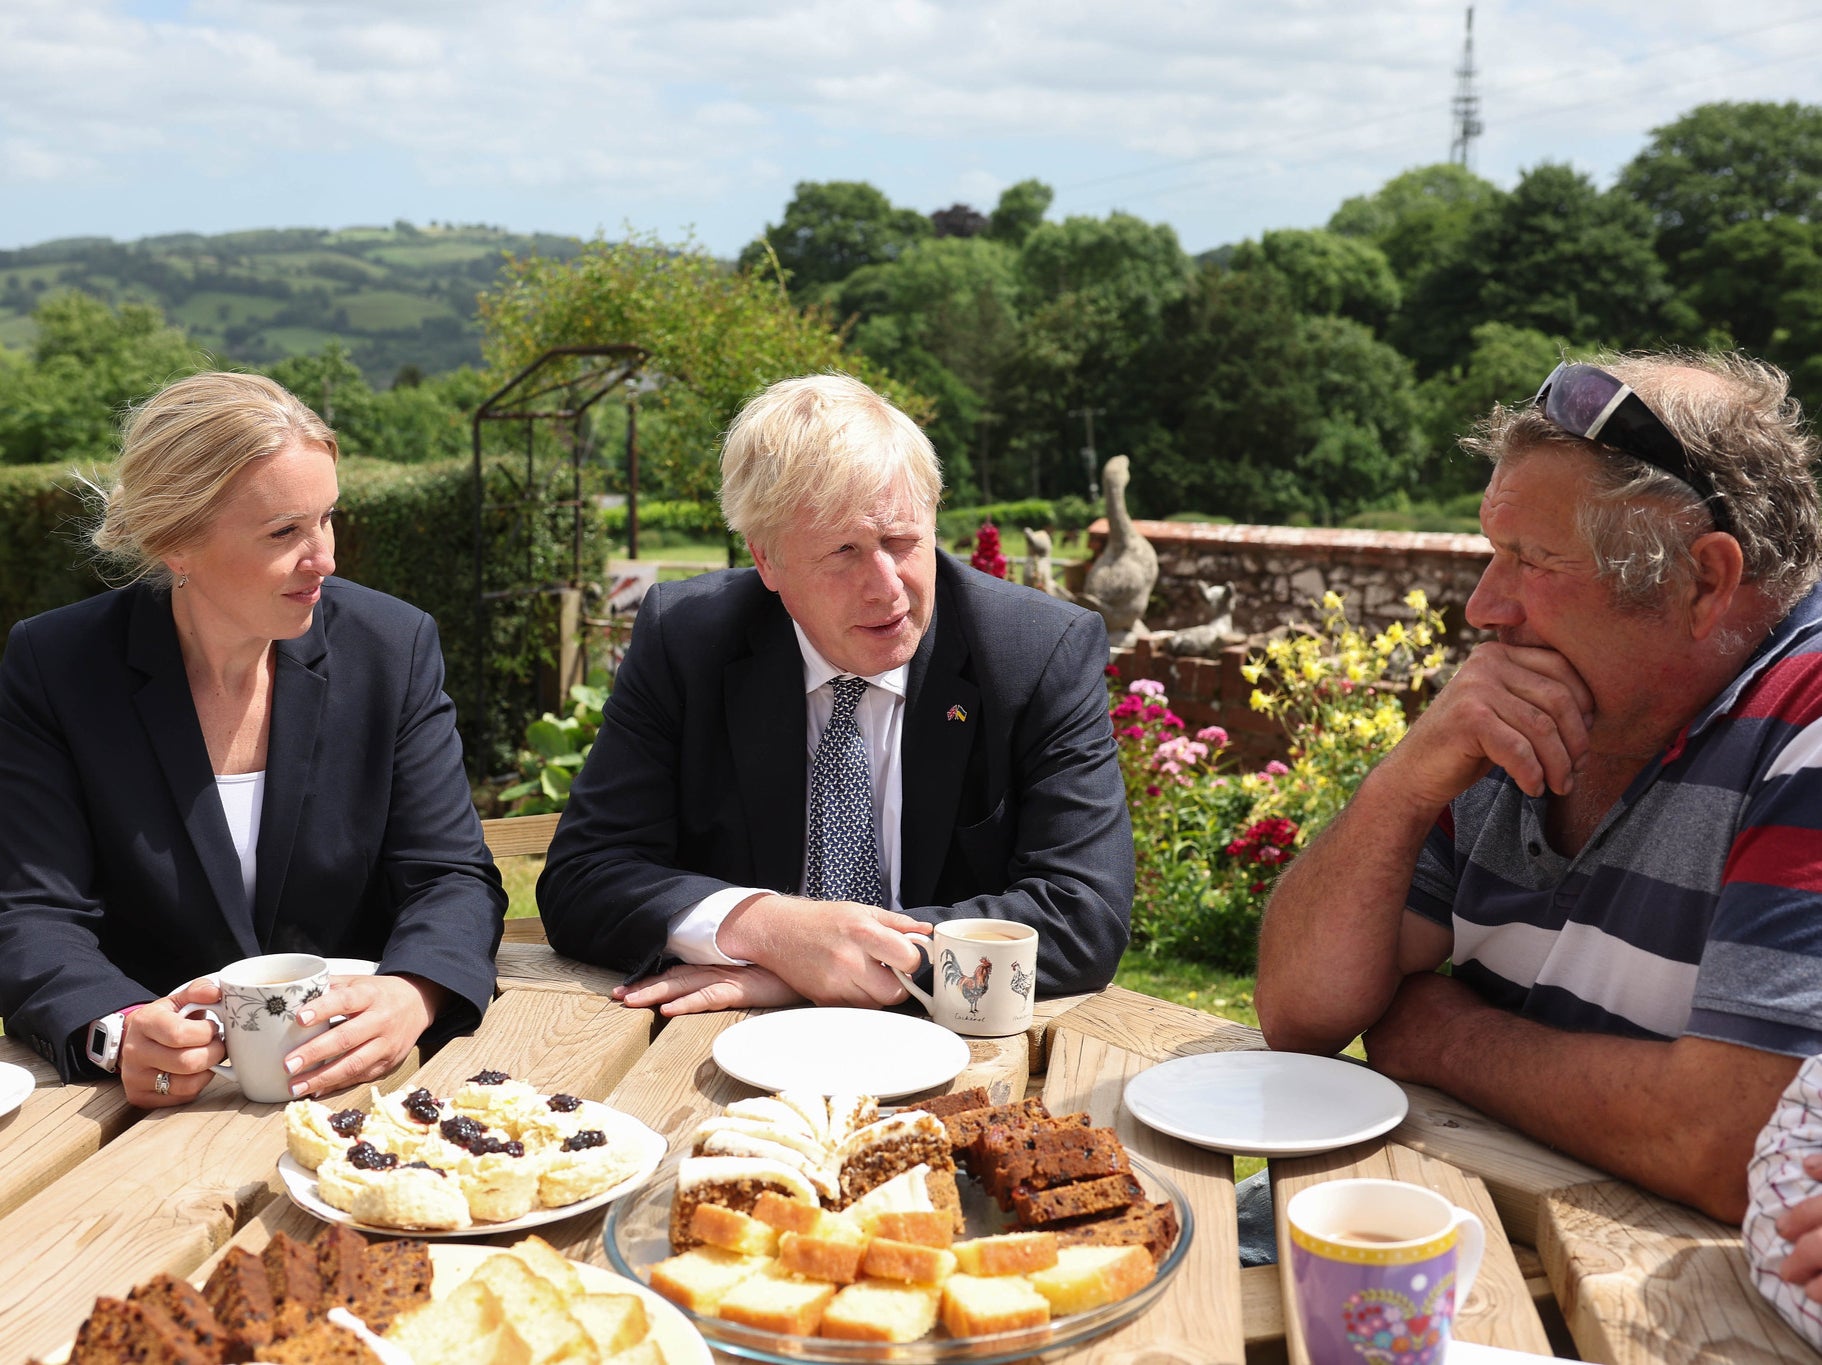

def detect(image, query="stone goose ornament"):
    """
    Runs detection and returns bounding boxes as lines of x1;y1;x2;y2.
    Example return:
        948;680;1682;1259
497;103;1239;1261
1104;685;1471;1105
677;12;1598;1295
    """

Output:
1078;454;1158;648
1022;527;1068;599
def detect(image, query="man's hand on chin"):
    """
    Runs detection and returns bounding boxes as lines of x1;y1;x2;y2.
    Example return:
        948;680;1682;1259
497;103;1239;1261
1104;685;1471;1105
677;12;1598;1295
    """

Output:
1362;970;1487;1084
613;963;805;1016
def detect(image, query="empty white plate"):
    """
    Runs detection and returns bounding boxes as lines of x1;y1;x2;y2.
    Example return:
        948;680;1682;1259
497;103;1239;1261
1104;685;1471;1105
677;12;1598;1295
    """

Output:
1123;1050;1409;1157
712;1008;971;1099
0;1061;35;1119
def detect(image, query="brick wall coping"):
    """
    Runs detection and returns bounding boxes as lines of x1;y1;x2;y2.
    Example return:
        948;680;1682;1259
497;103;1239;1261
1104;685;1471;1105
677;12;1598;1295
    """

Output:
1089;518;1492;557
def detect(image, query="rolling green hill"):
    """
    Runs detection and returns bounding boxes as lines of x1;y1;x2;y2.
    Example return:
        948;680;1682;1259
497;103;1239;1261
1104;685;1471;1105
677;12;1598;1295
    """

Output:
0;222;584;384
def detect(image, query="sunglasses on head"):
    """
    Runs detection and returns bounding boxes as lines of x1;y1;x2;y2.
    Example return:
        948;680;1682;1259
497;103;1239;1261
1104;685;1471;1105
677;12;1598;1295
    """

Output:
1533;362;1729;534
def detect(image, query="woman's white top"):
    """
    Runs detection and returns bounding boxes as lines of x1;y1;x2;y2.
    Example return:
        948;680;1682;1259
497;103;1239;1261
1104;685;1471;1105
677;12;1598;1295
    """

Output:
214;770;266;910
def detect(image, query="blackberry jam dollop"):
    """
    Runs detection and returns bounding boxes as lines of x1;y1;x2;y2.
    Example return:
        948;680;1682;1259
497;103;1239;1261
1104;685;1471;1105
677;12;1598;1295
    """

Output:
401;1161;445;1175
562;1130;607;1152
439;1115;488;1148
347;1141;399;1171
468;1136;525;1158
402;1089;442;1124
327;1109;366;1138
547;1094;583;1113
467;1069;510;1085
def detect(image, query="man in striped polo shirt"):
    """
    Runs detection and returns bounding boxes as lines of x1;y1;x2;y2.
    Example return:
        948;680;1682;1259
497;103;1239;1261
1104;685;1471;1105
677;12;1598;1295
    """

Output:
1257;351;1822;1223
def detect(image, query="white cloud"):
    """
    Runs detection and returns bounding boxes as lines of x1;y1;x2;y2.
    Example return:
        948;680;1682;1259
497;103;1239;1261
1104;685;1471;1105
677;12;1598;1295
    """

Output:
1;0;1819;252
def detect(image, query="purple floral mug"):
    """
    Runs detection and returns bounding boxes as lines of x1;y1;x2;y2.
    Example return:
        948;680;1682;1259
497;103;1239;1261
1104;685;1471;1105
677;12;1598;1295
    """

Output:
179;952;331;1102
1287;1178;1485;1365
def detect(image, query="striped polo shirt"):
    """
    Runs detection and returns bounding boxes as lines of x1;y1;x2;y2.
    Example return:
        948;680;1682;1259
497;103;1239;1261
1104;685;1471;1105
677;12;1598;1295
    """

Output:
1408;583;1822;1058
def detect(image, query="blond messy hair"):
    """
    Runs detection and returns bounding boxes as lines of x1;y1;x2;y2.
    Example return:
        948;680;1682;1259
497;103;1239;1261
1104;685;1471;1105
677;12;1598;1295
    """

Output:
718;373;942;555
90;372;338;588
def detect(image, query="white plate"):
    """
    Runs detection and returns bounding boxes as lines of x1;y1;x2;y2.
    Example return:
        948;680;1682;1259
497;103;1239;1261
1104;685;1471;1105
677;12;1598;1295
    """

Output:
279;1099;667;1238
46;1240;710;1365
429;1243;710;1365
0;1061;35;1118
1123;1051;1409;1157
712;1007;971;1099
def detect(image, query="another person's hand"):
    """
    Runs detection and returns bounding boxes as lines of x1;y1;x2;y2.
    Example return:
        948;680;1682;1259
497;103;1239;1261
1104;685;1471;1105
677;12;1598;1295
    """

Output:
282;973;445;1098
1381;640;1595;808
717;894;934;1007
1778;1152;1822;1299
614;964;806;1015
118;983;229;1108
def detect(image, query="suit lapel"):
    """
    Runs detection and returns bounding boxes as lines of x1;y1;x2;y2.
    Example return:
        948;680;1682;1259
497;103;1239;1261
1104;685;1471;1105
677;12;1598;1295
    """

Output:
725;601;808;893
127;587;262;958
900;571;978;908
256;615;329;942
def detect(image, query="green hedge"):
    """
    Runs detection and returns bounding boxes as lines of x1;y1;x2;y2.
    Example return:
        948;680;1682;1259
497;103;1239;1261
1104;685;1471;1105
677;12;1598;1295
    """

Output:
601;499;731;539
0;456;601;778
594;496;1099;548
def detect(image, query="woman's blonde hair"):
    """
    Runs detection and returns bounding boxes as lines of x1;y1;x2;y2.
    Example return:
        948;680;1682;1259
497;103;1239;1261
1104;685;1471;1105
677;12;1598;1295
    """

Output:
90;372;338;587
718;373;942;554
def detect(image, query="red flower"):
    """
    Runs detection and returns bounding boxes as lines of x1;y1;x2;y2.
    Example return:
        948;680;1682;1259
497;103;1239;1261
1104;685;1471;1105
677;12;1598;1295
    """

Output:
970;522;1009;579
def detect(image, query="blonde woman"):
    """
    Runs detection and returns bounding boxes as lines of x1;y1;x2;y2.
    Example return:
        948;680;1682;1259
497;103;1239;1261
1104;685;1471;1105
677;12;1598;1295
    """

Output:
0;372;504;1107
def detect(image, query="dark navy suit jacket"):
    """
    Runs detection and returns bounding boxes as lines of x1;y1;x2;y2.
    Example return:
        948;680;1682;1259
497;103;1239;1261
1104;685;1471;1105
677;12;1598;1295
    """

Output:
538;553;1133;994
0;578;505;1079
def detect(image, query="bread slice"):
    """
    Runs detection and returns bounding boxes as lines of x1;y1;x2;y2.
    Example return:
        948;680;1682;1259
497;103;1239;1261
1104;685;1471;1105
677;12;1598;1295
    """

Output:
819;1279;942;1342
312;1226;371;1312
749;1190;823;1236
605;1340;667;1365
648;1247;769;1316
778;1223;869;1285
566;1292;649;1355
1026;1244;1154;1315
717;1264;837;1335
68;1297;215;1365
951;1231;1058;1276
939;1273;1050;1336
860;1238;957;1286
502;1235;587;1297
467;1254;599;1365
689;1202;779;1256
384;1278;532;1365
259;1318;384;1364
354;1239;434;1332
858;1209;953;1248
203;1244;279;1359
127;1272;226;1360
263;1231;327;1339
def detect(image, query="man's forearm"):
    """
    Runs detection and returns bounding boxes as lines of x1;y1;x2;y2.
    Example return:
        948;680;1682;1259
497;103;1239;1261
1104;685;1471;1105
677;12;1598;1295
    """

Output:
1369;975;1799;1222
1255;761;1450;1054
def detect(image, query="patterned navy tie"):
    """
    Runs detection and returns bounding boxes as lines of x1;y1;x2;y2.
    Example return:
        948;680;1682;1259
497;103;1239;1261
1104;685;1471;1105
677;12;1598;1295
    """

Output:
806;675;886;907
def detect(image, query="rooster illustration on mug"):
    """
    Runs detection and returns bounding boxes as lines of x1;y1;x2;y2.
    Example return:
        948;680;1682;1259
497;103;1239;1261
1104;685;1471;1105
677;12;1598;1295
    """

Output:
939;949;992;1016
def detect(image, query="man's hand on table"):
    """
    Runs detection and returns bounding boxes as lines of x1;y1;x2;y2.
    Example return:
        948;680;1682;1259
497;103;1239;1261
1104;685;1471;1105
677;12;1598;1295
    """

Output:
1361;969;1485;1083
1382;640;1595;805
614;963;807;1015
716;894;934;1007
1778;1152;1822;1301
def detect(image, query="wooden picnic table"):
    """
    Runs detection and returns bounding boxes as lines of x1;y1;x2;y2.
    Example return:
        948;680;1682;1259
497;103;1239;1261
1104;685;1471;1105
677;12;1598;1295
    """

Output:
0;952;1814;1364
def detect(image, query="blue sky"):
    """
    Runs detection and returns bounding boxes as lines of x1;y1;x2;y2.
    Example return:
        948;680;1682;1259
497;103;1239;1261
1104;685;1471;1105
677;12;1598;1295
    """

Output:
5;0;1821;258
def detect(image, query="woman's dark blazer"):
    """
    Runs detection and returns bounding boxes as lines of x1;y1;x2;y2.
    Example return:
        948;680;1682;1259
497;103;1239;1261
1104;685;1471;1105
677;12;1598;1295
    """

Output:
0;577;505;1080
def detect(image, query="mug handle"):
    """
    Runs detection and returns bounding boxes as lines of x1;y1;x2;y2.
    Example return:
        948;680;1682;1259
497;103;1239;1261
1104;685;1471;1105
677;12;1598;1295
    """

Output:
890;936;938;1014
177;1002;235;1080
1450;1206;1486;1309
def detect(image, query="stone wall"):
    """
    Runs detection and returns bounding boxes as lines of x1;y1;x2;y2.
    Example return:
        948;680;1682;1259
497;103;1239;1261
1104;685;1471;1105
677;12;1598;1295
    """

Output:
1088;521;1492;768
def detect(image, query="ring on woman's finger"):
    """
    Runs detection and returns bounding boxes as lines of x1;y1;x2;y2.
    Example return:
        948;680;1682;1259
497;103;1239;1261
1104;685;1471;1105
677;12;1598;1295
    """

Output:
153;1070;172;1096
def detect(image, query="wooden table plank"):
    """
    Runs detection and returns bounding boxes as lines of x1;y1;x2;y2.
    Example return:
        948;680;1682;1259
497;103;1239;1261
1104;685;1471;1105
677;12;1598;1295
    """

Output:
0;1037;141;1223
492;942;626;995
410;987;654;1101
1041;1026;1245;1364
1272;1140;1555;1364
1043;984;1266;1063
1391;1079;1605;1245
1539;1179;1816;1364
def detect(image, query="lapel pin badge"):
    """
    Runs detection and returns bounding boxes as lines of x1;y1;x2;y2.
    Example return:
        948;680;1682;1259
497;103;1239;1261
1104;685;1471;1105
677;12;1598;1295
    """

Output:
946;704;968;723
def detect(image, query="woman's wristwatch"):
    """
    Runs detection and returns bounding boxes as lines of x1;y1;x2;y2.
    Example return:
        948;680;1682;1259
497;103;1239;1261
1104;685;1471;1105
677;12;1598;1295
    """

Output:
84;1004;146;1073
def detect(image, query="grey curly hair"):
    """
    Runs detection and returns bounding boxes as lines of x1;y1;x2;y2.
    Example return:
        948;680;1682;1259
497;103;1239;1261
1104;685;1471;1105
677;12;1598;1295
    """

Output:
1464;350;1821;614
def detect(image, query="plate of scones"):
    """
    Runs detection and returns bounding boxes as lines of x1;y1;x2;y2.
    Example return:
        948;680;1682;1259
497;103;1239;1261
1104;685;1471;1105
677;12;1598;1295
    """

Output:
280;1069;667;1236
606;1087;1190;1363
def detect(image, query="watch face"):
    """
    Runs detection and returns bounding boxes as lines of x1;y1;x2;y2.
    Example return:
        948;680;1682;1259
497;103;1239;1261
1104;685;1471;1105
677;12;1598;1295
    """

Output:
86;1018;117;1070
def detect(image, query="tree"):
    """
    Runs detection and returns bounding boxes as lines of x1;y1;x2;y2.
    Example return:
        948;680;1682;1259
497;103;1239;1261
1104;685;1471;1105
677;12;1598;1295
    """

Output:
1414;321;1565;498
932;204;988;238
737;181;932;301
1680;217;1822;416
0;293;204;465
1329;163;1500;287
1227;228;1401;334
986;179;1055;247
480;234;931;502
1619;102;1822;281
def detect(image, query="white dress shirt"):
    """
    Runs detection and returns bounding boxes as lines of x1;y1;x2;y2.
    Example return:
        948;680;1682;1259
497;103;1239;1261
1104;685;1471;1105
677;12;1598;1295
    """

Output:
663;623;909;966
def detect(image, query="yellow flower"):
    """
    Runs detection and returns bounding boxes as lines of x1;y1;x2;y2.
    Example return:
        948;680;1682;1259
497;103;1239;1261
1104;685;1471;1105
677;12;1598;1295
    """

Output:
1382;621;1406;646
1404;588;1429;611
1241;661;1264;684
1249;688;1272;713
1322;590;1344;611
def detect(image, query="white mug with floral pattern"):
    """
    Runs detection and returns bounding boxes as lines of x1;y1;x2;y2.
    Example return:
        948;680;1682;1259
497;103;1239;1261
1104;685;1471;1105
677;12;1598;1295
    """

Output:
179;952;331;1102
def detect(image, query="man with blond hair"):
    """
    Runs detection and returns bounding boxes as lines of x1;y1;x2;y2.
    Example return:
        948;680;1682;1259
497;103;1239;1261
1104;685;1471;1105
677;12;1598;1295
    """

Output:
540;373;1132;1013
1257;351;1822;1224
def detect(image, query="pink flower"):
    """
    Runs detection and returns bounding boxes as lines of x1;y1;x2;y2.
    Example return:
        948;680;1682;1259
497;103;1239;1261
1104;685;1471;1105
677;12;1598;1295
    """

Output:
1197;726;1229;747
1104;663;1121;679
1119;724;1145;740
1145;784;1162;797
1128;679;1166;698
1265;760;1290;776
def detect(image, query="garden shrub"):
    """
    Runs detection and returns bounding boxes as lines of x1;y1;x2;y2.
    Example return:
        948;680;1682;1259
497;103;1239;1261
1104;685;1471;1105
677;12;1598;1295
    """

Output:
1115;588;1451;970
